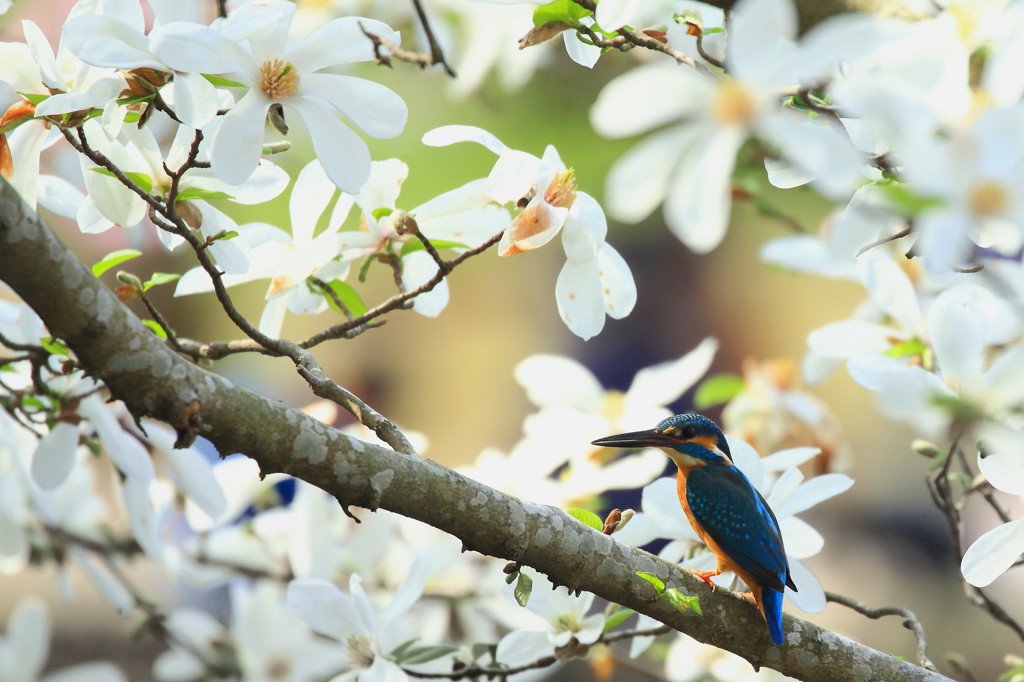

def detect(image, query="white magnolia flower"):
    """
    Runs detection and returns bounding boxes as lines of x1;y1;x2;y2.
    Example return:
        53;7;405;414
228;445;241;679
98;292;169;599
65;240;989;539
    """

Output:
616;437;853;613
151;1;407;191
590;0;894;253
495;570;604;665
423;124;636;339
287;555;450;682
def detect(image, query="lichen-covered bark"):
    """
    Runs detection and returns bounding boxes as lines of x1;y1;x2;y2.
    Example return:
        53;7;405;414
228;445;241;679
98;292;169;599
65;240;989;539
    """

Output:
0;181;950;681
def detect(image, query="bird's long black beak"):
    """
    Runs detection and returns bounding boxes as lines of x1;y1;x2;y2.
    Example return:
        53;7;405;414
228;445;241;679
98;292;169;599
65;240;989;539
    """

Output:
591;428;675;449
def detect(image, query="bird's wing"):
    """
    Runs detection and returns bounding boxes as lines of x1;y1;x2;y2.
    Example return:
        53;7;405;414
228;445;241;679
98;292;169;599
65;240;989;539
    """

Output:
686;464;792;592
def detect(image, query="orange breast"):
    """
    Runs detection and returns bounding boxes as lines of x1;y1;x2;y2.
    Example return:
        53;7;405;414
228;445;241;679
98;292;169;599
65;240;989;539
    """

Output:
675;468;767;613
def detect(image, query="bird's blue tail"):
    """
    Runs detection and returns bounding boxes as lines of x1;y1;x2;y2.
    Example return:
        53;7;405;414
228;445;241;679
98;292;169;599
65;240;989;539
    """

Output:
762;589;785;645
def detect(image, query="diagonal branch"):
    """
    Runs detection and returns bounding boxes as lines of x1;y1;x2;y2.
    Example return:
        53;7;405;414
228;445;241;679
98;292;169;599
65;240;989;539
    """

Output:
0;179;952;682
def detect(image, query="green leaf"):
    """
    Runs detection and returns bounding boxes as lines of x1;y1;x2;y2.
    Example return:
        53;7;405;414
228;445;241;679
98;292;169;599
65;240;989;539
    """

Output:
388;638;419;661
883;339;927;359
663;589;702;615
881;183;944;216
395;644;460;665
142;272;182;292
202;73;246;87
533;0;591;27
315;280;368;318
207;230;239;243
92;249;143;277
371;207;394;221
635;572;665;593
116;93;155;106
39;337;70;356
141;319;168;339
19;92;49;105
514;572;533;607
694;373;745;409
174;187;234;202
602;607;635;632
566;508;603;531
704;26;725;34
470;642;497;663
399;238;469;257
88;167;154;194
21;395;48;411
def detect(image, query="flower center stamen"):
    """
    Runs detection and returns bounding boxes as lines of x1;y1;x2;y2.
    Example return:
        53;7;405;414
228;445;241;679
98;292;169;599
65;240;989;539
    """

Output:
258;59;301;99
544;169;578;208
968;180;1009;217
346;635;376;669
713;81;758;126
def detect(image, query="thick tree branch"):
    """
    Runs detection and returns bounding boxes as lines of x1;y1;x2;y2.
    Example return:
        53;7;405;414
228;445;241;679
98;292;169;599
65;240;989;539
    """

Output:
690;0;922;32
0;180;950;682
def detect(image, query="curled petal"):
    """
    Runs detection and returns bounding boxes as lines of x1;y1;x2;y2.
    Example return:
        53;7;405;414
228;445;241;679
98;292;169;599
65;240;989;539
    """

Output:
556;257;604;340
961;518;1024;587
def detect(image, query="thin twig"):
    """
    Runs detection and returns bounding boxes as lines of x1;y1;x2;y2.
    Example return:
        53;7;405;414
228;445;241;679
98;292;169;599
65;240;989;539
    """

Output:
826;591;936;671
855;227;912;257
360;22;454;76
410;0;457;77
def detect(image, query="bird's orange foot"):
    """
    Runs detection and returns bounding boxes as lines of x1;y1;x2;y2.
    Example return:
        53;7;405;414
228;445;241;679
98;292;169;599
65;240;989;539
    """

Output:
737;591;755;602
686;569;720;590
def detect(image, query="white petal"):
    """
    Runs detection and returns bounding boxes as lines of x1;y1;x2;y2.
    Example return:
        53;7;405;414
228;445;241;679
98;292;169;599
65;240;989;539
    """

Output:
785;558;825;613
150;21;253;75
289;96;371;193
766;467;804;510
764;155;812;189
563;27;602;68
288;16;400;70
78;397;154;482
641;477;698;539
761;447;821;471
961;518;1024;587
354;158;408;217
70;546;133;613
597;244;636;320
591;62;712;138
726;436;764;489
290;160;337;245
561;193;607;262
31;422;79;490
496;630;554;667
664;128;744;253
421;125;509;156
776;474;853;517
729;0;797;83
595;0;644;30
760;113;864;199
40;663;126;682
210;89;270;186
37;174;84;219
513;355;603;411
380;554;431;626
806;320;895;359
6;598;49;679
286;579;358;641
779;516;824;559
402;251;449;318
166;448;226;521
170;71;220;129
258;295;289;339
499;197;567;256
123;477;161;557
303;73;407;139
61;15;161;70
626;337;718;409
556;258;605;340
978;451;1024;496
0;516;28;573
928;285;986;390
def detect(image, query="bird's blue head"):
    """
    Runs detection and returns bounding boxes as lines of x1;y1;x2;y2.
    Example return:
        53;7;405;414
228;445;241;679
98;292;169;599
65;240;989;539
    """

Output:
592;413;732;468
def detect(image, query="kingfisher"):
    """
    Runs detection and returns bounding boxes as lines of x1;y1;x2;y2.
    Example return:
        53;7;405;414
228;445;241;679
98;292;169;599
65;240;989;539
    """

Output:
592;413;795;645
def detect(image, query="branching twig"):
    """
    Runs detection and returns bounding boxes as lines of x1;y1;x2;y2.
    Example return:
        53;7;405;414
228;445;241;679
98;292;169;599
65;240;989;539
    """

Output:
360;21;455;77
826;591;936;671
855;227;912;257
410;0;457;77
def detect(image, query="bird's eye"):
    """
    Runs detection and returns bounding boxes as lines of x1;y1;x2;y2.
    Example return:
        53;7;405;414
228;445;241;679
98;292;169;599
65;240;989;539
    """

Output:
680;425;697;440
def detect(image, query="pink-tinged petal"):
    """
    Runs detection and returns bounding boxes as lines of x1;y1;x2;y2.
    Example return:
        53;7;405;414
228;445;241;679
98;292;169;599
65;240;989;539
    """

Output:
604;125;700;224
290;160;337;244
595;0;644;30
150;21;253;76
664;127;744;254
287;17;399;71
499;197;567;256
591;61;713;138
597;243;636;320
303;73;407;139
556;258;605;340
31;421;79;490
776;474;853;518
210;89;270;185
288;96;371;193
561;193;606;262
627;338;718;410
171;71;220;129
401;251;449;318
35;75;126;117
61;15;162;70
961;518;1024;587
286;579;359;641
514;355;603;411
785;558;825;613
421;125;510;156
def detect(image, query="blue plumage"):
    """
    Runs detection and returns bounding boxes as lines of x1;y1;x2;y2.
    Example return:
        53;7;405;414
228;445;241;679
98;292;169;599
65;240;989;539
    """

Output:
592;412;796;647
